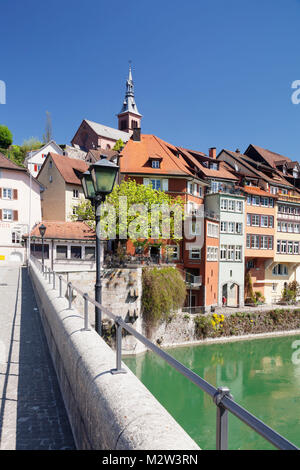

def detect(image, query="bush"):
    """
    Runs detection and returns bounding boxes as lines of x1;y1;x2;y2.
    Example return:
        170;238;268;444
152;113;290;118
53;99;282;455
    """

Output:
142;267;186;334
194;315;213;338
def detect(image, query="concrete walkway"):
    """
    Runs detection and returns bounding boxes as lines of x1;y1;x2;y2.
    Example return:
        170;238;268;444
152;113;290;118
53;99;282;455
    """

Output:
0;265;75;450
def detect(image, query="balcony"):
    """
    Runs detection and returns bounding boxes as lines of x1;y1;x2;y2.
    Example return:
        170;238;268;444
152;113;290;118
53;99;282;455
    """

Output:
277;194;300;204
185;273;202;286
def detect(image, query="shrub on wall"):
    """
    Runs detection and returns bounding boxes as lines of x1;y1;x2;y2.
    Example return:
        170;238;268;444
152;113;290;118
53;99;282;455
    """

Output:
142;267;186;335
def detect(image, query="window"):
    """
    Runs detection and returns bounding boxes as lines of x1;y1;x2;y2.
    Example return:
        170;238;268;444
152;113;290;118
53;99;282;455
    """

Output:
220;199;227;210
261;216;268;227
72;206;78;216
246;234;251;248
270;186;278;195
220;221;227;233
228;200;235;211
227;245;235;260
151;160;160;168
261;197;269;207
190;220;201;235
73;189;79;198
151;179;161;190
11;231;21;243
262;236;269;250
56;245;68;259
189;248;201;259
49;175;53;183
220;245;227;260
187;182;193;194
207;222;219;238
199;186;202;197
3;209;13;221
269;216;274;228
71;246;82;259
236;201;243;212
228;222;235;233
294;242;299;254
272;264;288;275
236;223;242;234
209;162;218;170
252;215;260;226
85;246;96;260
252;196;260;206
207;246;218;261
235;245;242;261
49;160;53;168
211;181;222;193
247;260;255;269
3;188;12;199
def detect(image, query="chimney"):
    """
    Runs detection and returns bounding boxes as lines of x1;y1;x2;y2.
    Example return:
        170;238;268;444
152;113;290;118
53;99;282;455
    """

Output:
132;127;141;142
235;148;240;154
209;147;216;159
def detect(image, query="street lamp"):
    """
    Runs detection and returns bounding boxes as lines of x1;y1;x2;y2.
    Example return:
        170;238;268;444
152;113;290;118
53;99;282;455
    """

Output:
81;155;119;336
39;223;46;273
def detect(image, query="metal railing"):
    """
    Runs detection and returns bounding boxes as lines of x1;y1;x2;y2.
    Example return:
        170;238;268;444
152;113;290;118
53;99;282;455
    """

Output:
29;255;299;451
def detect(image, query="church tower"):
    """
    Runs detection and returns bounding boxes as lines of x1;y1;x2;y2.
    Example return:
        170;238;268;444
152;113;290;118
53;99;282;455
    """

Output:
118;65;142;133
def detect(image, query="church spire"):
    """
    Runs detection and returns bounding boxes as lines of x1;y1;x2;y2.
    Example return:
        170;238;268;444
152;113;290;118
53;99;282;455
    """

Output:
118;64;142;133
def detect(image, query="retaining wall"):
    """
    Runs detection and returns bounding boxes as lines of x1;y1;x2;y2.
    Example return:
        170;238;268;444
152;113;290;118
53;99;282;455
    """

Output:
29;261;199;450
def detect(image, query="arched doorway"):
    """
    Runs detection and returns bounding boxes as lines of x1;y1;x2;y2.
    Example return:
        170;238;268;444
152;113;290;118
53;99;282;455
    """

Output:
222;282;239;307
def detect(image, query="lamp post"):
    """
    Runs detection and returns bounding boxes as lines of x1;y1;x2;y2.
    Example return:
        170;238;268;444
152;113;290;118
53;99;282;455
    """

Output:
39;223;47;273
81;156;119;336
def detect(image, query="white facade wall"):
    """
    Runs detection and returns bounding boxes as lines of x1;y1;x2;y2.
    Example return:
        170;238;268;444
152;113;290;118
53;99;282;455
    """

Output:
26;141;63;178
0;168;41;264
205;192;245;307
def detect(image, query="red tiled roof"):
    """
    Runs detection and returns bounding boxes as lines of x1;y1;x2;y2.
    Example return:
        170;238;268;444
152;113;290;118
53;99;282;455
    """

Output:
248;144;292;168
241;186;277;198
120;134;197;177
26;221;95;240
0;152;27;171
49;153;89;185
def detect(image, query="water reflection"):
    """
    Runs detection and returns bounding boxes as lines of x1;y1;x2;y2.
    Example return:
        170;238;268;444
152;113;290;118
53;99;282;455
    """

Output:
124;335;300;450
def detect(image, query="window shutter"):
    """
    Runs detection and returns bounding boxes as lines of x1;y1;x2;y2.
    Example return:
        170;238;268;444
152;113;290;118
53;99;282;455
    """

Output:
143;178;150;186
13;189;18;200
0;209;2;220
162;179;169;191
0;188;2;198
13;210;18;221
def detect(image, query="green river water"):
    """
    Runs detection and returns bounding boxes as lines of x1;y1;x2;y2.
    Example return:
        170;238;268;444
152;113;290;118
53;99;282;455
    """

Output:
123;334;300;450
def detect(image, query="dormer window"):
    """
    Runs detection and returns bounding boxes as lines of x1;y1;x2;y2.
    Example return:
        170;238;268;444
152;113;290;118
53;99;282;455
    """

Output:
152;160;160;169
209;162;218;170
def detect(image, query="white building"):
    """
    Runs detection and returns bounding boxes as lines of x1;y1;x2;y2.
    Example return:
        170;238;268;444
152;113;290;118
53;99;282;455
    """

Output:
25;220;97;273
25;140;64;178
0;153;42;264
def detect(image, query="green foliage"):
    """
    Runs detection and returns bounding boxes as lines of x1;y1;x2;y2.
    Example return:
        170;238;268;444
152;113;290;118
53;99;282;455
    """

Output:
142;267;186;334
194;315;213;338
72;179;184;240
1;136;43;167
113;139;124;152
71;198;95;228
0;125;13;149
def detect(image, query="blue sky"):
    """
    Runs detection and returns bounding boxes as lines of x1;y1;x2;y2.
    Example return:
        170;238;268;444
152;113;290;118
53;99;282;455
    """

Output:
1;0;300;159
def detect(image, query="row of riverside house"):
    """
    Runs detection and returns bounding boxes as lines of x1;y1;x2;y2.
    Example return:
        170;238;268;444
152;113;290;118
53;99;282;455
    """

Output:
2;65;300;312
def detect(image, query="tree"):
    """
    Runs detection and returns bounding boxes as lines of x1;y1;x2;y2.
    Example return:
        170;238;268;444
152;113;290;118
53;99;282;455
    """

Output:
113;139;124;152
2;137;43;167
71;179;184;241
0;125;13;149
42;111;53;143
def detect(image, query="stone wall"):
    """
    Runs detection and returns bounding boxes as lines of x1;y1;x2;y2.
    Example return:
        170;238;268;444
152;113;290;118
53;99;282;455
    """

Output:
62;268;144;354
29;260;199;450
